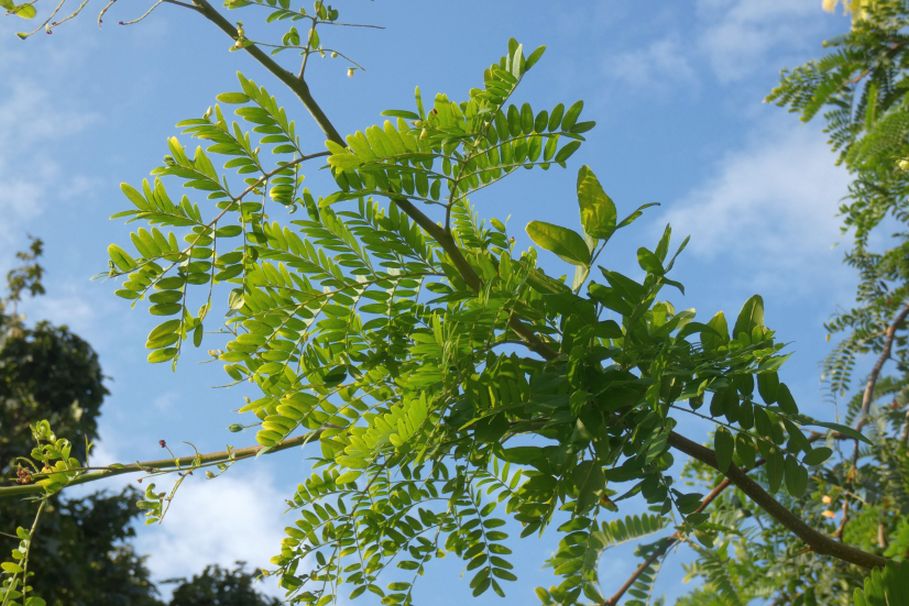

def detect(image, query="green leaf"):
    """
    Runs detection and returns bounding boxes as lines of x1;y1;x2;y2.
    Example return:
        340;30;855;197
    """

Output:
757;372;780;404
776;383;798;415
576;165;616;239
813;420;871;444
733;295;764;339
561;100;584;131
107;244;137;272
701;311;729;351
765;449;784;493
803;446;833;466
853;560;909;606
147;348;178;364
335;470;361;485
215;92;250;104
783;455;808;497
526;220;590;266
554;140;581;164
381;108;420;120
616;202;659;230
13;3;35;18
636;247;663;275
714;428;734;473
572;459;604;513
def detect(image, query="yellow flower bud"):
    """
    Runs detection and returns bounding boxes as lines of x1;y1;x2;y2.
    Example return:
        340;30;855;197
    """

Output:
899;159;909;171
821;494;832;504
822;510;836;519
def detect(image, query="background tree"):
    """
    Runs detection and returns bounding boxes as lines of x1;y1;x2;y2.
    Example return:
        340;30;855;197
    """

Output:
0;1;903;605
673;1;909;603
0;243;277;606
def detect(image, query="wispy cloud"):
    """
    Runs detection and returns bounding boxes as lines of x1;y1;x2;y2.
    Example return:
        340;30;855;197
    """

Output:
661;118;851;297
602;1;834;93
603;37;697;93
0;30;99;263
696;0;824;82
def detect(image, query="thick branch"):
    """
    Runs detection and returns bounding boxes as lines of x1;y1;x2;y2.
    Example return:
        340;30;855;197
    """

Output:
667;431;887;569
0;431;319;500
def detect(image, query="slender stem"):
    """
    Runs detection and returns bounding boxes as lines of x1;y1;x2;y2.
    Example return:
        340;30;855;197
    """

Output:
189;0;343;144
838;301;909;539
856;301;909;431
0;431;319;500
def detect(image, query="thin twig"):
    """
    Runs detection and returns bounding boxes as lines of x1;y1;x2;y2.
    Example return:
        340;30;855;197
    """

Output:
118;0;163;26
856;301;909;431
839;301;909;539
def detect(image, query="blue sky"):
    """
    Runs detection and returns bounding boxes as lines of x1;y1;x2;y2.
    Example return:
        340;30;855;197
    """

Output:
0;1;860;603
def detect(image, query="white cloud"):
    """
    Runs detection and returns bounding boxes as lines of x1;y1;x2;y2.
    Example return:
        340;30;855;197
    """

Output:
604;37;697;92
662;118;851;296
0;29;99;261
134;470;288;596
696;0;824;82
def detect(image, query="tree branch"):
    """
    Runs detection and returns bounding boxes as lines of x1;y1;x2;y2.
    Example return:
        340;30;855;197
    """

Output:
667;431;888;569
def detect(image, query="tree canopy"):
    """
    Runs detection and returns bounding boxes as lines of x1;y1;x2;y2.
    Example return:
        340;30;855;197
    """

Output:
2;1;909;605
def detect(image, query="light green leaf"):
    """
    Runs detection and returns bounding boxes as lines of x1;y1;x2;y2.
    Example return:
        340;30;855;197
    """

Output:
576;165;616;239
701;311;729;351
215;92;250;104
733;295;764;339
14;3;35;18
526;220;590;266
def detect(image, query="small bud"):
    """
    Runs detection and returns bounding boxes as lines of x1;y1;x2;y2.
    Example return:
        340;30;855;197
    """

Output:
821;494;832;504
228;423;244;433
899;159;909;171
822;510;836;519
159;439;167;448
347;67;355;78
330;51;338;58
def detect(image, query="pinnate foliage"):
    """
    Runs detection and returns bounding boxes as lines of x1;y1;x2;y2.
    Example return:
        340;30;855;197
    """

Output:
0;1;895;605
97;33;862;604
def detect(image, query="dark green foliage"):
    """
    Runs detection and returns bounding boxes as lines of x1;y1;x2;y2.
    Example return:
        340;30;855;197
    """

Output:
167;563;281;606
0;316;106;468
16;489;162;606
854;560;909;606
